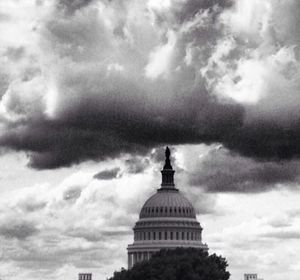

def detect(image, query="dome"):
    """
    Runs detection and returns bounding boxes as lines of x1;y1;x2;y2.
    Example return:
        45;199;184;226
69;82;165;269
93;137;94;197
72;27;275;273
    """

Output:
140;189;196;218
127;147;208;269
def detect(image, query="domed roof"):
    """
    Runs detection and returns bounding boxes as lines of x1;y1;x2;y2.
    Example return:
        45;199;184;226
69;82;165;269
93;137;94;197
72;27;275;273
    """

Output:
139;147;196;219
140;189;196;218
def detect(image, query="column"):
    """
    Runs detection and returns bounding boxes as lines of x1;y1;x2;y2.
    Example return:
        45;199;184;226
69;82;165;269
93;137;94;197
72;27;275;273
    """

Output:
133;252;137;266
128;253;133;269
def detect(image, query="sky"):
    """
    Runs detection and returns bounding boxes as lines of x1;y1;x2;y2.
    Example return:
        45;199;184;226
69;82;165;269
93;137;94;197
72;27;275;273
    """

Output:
0;0;300;279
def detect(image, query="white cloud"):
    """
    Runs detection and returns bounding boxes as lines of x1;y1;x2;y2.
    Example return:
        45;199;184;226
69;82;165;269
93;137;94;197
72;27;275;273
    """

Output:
145;30;176;79
0;155;160;279
204;190;300;280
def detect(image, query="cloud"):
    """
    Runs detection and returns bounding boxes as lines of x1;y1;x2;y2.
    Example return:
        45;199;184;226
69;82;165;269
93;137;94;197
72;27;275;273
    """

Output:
0;149;219;279
0;0;243;169
261;231;300;240
63;185;82;200
202;190;300;280
0;0;300;177
0;12;10;22
184;145;300;192
0;165;160;278
93;167;121;180
0;220;38;240
57;0;94;14
124;156;150;174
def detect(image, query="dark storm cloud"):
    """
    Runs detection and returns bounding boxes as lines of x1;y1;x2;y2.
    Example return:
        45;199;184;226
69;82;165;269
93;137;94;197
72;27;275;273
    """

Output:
188;148;300;193
0;221;38;240
0;87;244;169
1;0;300;178
224;122;300;162
94;167;121;180
0;0;244;169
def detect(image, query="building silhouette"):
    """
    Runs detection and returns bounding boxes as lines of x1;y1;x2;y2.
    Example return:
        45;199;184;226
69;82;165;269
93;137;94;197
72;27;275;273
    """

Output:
127;147;208;268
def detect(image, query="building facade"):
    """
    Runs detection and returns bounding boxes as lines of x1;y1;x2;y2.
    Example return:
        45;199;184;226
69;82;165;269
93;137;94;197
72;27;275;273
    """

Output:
78;273;92;280
244;274;263;280
127;147;208;268
244;274;258;280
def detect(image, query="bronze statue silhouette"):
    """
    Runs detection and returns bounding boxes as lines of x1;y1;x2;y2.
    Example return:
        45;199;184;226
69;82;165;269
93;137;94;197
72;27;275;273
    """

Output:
163;146;173;170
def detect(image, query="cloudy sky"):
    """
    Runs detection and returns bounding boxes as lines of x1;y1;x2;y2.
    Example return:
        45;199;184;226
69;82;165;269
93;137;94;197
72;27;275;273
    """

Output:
0;0;300;279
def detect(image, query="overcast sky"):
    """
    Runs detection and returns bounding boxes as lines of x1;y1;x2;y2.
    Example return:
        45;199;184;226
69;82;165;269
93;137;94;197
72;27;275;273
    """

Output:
0;0;300;279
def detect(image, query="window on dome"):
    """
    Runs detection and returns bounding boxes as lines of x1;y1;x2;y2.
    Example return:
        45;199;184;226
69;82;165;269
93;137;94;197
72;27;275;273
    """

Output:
152;208;154;213
153;232;156;240
183;208;185;214
176;232;179;240
143;232;146;240
160;207;163;213
174;208;177;214
170;207;172;214
165;231;168;240
148;232;150;240
165;207;168;213
159;232;161;240
170;232;173;240
179;207;181;213
182;232;184;240
191;232;194;240
187;232;190;240
156;207;158;213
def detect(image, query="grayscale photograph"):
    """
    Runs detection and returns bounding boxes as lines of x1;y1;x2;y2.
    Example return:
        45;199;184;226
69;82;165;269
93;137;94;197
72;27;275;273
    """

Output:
0;1;299;280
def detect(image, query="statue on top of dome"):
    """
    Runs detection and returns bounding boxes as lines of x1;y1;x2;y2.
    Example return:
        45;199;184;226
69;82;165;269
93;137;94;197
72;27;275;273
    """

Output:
163;146;173;170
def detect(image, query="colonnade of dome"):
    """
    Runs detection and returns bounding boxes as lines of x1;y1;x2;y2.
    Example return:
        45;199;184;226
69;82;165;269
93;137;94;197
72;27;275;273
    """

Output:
127;147;208;268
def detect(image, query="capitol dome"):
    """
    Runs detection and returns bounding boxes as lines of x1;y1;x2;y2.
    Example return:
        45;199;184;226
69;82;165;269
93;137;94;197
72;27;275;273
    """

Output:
127;147;208;268
140;190;196;219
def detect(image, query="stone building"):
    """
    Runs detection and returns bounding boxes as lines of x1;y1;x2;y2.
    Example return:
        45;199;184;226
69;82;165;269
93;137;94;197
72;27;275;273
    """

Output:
127;147;208;268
